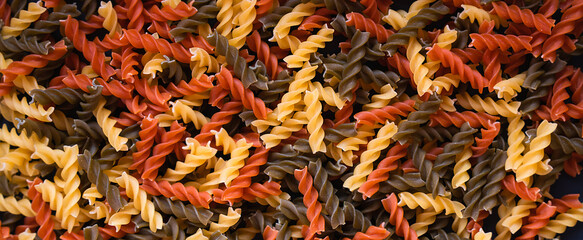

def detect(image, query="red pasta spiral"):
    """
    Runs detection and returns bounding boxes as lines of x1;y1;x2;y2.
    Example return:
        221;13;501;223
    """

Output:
124;0;146;30
429;111;499;128
166;74;214;98
386;53;412;79
490;1;555;35
469;33;533;53
142;121;186;180
550;67;573;121
483;49;504;91
381;193;417;240
134;77;172;107
194;101;243;144
122;29;191;63
294;167;325;240
140;179;212;208
61;16;117;79
354;99;416;127
471;121;500;157
540;1;583;61
550;194;583;213
247;31;282;80
346;12;393;43
223;147;270;204
28;178;56;240
427;45;488;93
147;2;197;22
0;40;68;82
501;175;541;201
298;8;337;31
564;153;583;178
517;202;557;240
359;143;408;199
216;67;271;120
241;181;283;201
130;117;158;172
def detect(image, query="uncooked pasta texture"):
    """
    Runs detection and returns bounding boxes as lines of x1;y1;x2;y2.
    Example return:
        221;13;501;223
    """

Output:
1;0;583;239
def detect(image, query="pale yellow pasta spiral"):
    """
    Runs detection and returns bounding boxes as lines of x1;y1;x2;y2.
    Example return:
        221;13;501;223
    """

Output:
276;62;316;121
539;207;583;239
344;122;397;191
304;90;326;153
398;192;465;218
208;207;242;234
0;194;35;217
337;124;376;152
93;98;129;151
452;145;472;190
308;82;345;109
494;73;526;101
108;204;140;231
459;4;507;27
506;115;526;171
115;172;164;231
1;2;46;38
229;0;256;49
515;120;556;183
0;125;47;152
411;207;438;236
190;47;220;79
2;91;54;122
501;199;536;233
271;3;319;51
283;26;334;68
382;9;407;30
456;92;520;117
216;0;236;38
407;37;434;95
162;138;217;182
98;1;122;36
363;85;397;110
261;112;308;148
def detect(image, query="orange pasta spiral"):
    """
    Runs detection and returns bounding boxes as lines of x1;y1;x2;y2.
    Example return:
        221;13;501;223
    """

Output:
142;121;186;180
501;175;541;201
381;193;417;240
294;167;325;240
354;99;415;127
28;178;56;240
427;45;488;93
0;41;68;82
216;67;271;120
517;202;557;240
359;143;408;199
469;33;533;53
222;147;270;204
140;179;212;208
490;1;555;35
346;12;393;43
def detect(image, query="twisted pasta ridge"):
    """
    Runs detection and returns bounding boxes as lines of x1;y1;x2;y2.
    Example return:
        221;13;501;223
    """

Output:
229;0;256;49
433;123;476;176
429;110;498;128
469;33;532;52
216;68;270;120
130;117;158;172
478;149;506;214
515;120;556;183
304;90;326;153
93;98;129;151
276;63;316;121
170;3;219;42
247;31;282;80
141;179;212;208
381;193;418;240
0;40;68;82
207;30;268;90
152;196;213;225
398;192;465;218
2;91;54;122
550;68;572;121
410;141;446;196
344;122;397;191
393;94;441;143
471;121;500;157
463;154;489;219
142;121;185;180
502;199;536;233
294;167;325;240
28;178;56;240
284;27;334;68
61;17;116;79
1;2;45;38
115;172;163;231
307;160;345;228
540;1;583;62
517;202;556;240
427;46;488;93
346;12;393;43
359;143;407;199
222;146;269;203
78;150;125;212
490;1;554;35
355;99;416;126
457;92;519;117
339;30;368;101
162;138;217;182
381;1;450;56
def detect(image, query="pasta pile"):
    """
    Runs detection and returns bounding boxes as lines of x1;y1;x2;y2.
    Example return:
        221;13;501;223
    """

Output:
1;0;583;239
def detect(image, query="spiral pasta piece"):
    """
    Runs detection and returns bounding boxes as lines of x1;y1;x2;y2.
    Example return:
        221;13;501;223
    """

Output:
456;92;520;117
1;2;46;38
283;26;334;68
515;120;556;183
397;192;465;218
115;172;164;231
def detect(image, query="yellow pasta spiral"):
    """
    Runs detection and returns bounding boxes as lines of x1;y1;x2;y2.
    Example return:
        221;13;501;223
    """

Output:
98;1;122;36
539;207;583;239
344;122;397;191
1;2;46;38
501;199;536;234
304;90;326;153
398;192;465;218
515;120;556;183
115;172;164;231
93;98;129;151
190;47;220;79
162;138;217;181
2;91;54;122
229;0;256;49
283;26;334;68
456;92;520;117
